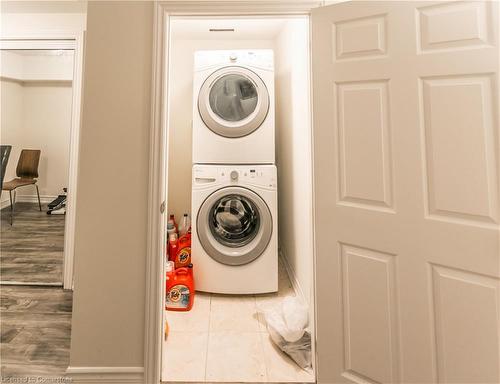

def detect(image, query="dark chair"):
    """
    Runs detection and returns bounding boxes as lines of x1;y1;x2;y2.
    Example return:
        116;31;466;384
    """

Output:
2;149;42;225
0;145;12;194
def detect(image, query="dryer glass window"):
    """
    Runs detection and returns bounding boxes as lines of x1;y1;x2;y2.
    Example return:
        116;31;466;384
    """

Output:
209;194;260;247
209;74;258;122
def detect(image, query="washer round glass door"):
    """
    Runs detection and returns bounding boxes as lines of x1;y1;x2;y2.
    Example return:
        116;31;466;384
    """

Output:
197;187;273;266
198;66;270;138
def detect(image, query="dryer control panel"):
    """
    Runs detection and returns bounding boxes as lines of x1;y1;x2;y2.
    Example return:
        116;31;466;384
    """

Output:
194;49;274;71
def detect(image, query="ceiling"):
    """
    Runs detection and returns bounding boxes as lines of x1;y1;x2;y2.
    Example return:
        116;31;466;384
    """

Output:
170;17;299;40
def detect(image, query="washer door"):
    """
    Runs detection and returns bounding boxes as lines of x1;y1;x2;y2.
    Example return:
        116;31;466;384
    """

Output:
198;66;270;138
197;187;273;266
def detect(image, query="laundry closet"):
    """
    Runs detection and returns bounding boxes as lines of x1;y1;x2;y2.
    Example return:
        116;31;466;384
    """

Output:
161;16;315;383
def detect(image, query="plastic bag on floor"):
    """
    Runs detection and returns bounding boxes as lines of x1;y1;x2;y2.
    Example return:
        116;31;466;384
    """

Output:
259;296;312;369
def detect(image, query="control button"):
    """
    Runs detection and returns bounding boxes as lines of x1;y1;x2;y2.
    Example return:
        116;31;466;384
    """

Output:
229;54;237;61
230;170;238;180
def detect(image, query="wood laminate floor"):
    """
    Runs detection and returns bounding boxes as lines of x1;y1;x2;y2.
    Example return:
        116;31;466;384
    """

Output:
1;202;65;284
0;286;72;381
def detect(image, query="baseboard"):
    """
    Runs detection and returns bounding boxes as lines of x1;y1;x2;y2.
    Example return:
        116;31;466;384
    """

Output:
0;280;62;287
0;194;56;209
66;366;144;383
278;247;307;305
1;198;10;209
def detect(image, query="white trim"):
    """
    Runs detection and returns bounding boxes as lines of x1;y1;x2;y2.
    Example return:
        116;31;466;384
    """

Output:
279;249;307;304
145;2;321;384
307;13;319;378
14;194;56;204
144;5;167;384
63;31;84;291
66;366;144;384
1;194;57;209
1;34;83;291
0;76;73;85
157;0;322;14
1;199;10;210
0;39;76;50
0;281;62;287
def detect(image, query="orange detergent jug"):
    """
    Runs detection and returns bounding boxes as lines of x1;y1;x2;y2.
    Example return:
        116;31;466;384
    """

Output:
165;264;194;311
172;229;191;268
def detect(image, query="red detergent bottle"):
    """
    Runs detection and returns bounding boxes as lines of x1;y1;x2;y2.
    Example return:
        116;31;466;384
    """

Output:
166;264;194;311
168;233;178;261
173;228;191;268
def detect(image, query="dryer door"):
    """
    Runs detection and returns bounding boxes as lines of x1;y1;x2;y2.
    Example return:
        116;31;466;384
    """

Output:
197;186;272;266
198;66;270;138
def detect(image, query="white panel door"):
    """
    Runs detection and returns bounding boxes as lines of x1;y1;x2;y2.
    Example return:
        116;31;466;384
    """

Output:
311;1;499;383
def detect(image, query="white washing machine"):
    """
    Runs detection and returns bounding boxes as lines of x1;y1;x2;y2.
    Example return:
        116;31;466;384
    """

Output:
192;50;275;164
191;164;278;294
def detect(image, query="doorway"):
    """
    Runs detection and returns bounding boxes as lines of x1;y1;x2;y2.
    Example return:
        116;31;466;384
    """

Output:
0;38;83;379
147;2;499;384
1;48;73;285
161;15;315;383
0;38;83;289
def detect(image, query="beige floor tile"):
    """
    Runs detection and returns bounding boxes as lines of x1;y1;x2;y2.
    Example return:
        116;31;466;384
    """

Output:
206;331;267;382
210;294;260;332
166;292;211;332
255;262;296;332
162;331;208;382
256;262;295;304
260;332;315;383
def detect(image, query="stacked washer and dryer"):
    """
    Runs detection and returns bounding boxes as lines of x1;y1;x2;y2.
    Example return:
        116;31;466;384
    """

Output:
191;50;278;294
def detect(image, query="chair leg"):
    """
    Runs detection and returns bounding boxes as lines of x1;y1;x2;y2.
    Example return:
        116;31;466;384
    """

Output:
35;184;42;211
9;190;13;225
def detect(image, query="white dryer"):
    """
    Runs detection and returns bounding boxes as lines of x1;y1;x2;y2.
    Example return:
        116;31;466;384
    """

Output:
192;50;275;164
191;164;278;294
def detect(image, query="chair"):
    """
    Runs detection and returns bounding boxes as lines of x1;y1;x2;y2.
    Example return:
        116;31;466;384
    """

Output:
2;149;42;225
0;145;12;196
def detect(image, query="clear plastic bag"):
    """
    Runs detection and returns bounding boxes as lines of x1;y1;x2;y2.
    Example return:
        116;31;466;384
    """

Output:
259;296;312;369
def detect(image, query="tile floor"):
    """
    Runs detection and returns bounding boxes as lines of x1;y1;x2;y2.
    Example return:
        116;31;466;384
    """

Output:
161;259;314;383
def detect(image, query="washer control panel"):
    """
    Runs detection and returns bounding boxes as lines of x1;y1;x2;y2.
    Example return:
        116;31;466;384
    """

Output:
193;165;277;189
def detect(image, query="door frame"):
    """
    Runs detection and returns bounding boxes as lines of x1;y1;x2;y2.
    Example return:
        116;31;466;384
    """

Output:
0;32;85;290
145;1;321;383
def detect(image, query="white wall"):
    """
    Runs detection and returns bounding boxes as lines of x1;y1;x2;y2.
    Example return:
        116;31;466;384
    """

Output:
274;18;313;305
1;50;74;81
1;80;24;191
1;51;74;205
0;0;84;208
167;38;275;220
0;1;87;37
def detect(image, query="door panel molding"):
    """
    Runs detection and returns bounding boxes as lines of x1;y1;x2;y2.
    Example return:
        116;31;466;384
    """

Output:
416;1;494;53
419;73;499;227
333;13;388;61
336;79;395;212
340;243;401;384
429;263;500;383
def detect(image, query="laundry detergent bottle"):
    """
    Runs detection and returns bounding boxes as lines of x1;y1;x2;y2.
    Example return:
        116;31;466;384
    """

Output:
173;229;191;268
165;266;194;311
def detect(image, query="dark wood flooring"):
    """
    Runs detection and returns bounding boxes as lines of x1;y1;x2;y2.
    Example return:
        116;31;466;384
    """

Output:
1;202;65;284
0;286;72;380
